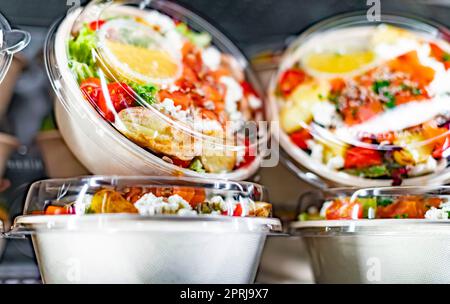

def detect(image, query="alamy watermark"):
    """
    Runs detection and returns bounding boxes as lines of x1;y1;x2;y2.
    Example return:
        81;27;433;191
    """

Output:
367;0;381;22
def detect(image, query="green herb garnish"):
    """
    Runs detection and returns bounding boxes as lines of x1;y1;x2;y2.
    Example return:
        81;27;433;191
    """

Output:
372;80;390;94
377;197;393;207
383;91;396;108
130;83;159;105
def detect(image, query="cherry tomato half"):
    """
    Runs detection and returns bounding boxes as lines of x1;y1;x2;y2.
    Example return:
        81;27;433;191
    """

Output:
278;68;306;97
88;19;106;31
344;147;383;169
290;129;312;150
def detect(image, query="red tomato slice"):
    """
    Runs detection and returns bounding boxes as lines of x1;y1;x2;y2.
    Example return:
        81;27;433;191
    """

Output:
344;147;383;169
80;78;102;105
233;204;243;216
97;82;136;122
241;80;259;97
290;129;312;150
278;68;306;97
171;157;192;168
236;138;256;169
88;20;106;31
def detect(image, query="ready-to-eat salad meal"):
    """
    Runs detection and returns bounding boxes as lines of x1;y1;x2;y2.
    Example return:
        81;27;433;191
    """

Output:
299;191;443;220
66;4;264;174
271;16;450;185
37;185;272;218
13;176;280;284
291;186;450;284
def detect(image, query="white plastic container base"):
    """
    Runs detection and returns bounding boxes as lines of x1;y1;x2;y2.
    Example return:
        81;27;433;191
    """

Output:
10;176;281;284
292;219;450;284
16;215;279;284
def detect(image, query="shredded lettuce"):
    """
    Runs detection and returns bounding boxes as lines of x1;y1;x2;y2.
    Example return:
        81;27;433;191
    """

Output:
68;60;96;82
68;25;98;82
130;83;159;105
189;158;206;173
345;165;390;178
176;23;211;48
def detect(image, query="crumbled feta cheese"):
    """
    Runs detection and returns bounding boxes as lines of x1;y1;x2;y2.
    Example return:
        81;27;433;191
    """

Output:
134;193;193;216
203;100;215;110
408;156;437;176
228;111;245;132
306;139;324;162
248;95;262;110
202;46;221;71
165;29;184;52
155;98;188;122
210;195;229;212
145;10;176;33
425;207;449;220
167;194;192;210
220;76;243;114
312;102;340;127
327;155;345;170
134;193;165;216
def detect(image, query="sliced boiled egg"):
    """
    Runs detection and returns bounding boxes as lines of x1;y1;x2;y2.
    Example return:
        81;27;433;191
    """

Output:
98;19;182;85
305;50;375;74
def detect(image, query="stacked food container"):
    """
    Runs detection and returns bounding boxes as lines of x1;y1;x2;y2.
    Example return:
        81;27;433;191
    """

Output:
6;0;282;284
267;12;450;283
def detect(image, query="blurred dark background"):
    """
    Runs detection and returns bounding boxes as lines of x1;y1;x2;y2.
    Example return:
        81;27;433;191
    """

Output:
2;0;450;55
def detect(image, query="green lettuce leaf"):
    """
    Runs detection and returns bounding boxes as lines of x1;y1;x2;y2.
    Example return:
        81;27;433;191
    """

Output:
130;83;159;105
176;23;212;48
68;25;98;82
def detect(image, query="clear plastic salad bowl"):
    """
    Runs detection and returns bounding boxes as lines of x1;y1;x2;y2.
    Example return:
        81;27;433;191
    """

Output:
291;186;450;283
269;13;450;187
45;0;267;179
10;176;281;284
0;12;30;84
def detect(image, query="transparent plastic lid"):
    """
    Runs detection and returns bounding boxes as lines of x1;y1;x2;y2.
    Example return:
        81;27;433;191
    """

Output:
0;12;30;84
49;0;266;176
296;186;450;223
11;176;279;233
270;13;450;187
